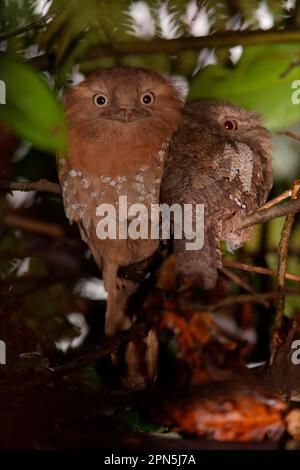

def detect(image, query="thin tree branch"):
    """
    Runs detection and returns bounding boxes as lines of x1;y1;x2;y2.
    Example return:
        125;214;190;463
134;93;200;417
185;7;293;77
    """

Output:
270;180;300;365
223;260;300;284
2;180;300;235
221;266;269;308
3;214;65;238
0;325;146;395
209;290;300;312
0;7;62;42
27;28;300;70
238;198;300;230
0;179;61;195
258;190;292;211
210;292;276;311
221;266;256;294
275;130;300;142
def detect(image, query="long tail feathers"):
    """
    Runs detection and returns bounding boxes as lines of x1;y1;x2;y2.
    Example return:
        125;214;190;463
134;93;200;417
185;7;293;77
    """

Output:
174;226;221;289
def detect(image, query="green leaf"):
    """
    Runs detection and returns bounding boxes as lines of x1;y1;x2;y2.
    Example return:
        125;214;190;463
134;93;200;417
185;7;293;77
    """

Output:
189;44;300;130
0;55;67;154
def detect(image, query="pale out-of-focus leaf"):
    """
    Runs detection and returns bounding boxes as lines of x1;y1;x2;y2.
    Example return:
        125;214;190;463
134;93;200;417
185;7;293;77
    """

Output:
189;44;300;130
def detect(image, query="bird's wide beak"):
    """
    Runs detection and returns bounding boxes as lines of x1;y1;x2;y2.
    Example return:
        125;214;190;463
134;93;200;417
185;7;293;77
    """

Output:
99;107;150;122
114;108;147;122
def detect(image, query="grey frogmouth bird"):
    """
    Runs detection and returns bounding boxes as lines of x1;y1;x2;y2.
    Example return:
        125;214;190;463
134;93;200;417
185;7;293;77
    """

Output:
161;100;273;289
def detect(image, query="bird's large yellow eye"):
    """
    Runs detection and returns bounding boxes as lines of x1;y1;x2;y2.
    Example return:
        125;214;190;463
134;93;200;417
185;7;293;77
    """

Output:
141;92;155;105
93;94;108;107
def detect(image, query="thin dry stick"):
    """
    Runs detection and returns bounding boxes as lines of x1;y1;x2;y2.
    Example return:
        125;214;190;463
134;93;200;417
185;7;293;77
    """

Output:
258;190;292;211
221;267;269;308
3;214;65;238
221;266;257;294
238;197;300;229
0;325;146;395
0;179;61;195
209;290;300;312
270;180;300;365
276;130;300;142
223;259;300;284
210;292;277;311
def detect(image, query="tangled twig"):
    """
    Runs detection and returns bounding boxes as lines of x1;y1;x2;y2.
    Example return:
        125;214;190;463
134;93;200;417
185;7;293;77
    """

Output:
270;180;300;365
223;260;300;284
